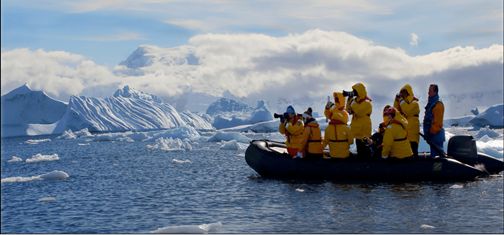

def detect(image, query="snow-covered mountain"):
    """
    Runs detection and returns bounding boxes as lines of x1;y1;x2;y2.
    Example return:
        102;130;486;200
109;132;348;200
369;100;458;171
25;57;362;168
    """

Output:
207;98;273;129
1;84;67;137
2;85;215;137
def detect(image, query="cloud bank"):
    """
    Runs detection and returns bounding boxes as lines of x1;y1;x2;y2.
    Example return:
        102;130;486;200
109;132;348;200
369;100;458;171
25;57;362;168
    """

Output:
2;29;503;115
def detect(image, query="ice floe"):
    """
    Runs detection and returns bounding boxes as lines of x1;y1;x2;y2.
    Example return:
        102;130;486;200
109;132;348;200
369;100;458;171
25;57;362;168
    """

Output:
1;170;69;183
151;222;222;234
25;153;59;163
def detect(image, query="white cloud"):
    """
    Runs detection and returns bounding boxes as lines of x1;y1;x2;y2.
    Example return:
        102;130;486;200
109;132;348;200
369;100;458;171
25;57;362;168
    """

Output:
2;30;502;109
410;33;419;46
165;19;210;31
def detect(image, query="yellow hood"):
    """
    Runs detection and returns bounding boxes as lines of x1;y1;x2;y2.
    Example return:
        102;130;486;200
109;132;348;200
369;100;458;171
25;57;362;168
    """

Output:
331;109;348;123
333;92;345;110
352;83;368;100
401;84;415;103
383;105;391;123
388;111;409;128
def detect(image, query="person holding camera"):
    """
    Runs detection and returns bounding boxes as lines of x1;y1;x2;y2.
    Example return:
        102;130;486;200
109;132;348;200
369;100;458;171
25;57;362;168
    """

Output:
382;107;414;160
322;92;354;158
423;84;445;158
298;107;324;159
344;83;373;158
277;105;304;157
393;84;420;158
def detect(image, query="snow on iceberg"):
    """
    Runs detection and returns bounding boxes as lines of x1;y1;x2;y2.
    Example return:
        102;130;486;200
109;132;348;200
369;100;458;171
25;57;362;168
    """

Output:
1;170;69;183
207;131;250;143
1;83;67;137
56;129;77;139
179;110;215;131
469;103;503;128
207;98;273;129
25;153;59;163
50;85;186;134
151;222;222;234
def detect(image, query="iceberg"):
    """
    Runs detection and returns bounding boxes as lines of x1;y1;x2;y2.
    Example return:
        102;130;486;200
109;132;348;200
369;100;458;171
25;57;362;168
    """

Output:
207;131;250;143
179;110;215;131
207;98;273;129
1;84;67;137
469;104;503;128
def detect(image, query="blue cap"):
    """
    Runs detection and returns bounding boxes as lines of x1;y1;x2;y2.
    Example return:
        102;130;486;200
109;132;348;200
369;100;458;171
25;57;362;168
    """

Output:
286;105;295;114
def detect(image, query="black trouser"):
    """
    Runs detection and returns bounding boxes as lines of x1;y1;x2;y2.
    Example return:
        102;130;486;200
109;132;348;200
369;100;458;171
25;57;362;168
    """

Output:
356;139;371;159
410;142;418;158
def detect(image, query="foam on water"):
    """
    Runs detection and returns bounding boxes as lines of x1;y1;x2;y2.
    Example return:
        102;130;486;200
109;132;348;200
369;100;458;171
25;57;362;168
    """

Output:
1;170;69;183
151;222;222;234
25;153;59;163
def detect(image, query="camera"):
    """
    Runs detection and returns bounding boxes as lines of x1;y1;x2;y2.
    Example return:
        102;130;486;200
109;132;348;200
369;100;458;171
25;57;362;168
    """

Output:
396;93;403;99
274;113;289;119
342;90;358;97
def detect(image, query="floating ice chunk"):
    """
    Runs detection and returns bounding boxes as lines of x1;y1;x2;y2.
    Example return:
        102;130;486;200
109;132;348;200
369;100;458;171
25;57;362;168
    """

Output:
147;137;192;151
127;132;150;141
74;128;93;137
26;153;59;163
478;135;492;142
449;184;463;189
420;224;435;229
151;222;222;234
220;140;242;150
39;170;69;180
172;159;191;164
38;197;55;202
25;139;51;144
57;129;77;139
1;170;69;183
208;131;250;143
78;143;90;146
474;126;501;138
149;126;201;141
7;156;23;162
296;189;305;192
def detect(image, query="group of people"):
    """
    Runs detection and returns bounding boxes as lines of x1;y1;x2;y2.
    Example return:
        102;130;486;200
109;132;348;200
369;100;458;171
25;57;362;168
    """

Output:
278;83;445;160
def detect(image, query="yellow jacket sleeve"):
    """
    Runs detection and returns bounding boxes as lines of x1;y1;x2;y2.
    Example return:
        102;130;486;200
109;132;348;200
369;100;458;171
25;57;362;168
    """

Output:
430;102;444;135
279;120;287;135
324;103;334;120
352;100;372;117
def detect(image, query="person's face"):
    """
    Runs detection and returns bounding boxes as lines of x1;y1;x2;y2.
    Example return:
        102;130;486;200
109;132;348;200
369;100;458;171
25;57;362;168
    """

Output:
335;95;339;104
288;113;295;119
428;85;437;98
388;114;394;120
401;89;408;98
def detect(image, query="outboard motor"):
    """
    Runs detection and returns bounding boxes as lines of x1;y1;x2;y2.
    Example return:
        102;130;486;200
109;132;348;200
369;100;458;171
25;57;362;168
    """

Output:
447;135;478;165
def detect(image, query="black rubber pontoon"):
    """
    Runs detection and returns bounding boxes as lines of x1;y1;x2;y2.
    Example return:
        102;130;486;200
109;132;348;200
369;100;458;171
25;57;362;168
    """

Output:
245;139;493;181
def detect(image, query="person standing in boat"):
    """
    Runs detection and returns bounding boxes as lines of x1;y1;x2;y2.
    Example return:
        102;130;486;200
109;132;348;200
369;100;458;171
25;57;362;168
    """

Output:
279;105;304;157
383;105;391;123
322;92;354;158
344;83;372;158
393;84;420;158
423;84;445;158
382;107;414;159
296;107;324;159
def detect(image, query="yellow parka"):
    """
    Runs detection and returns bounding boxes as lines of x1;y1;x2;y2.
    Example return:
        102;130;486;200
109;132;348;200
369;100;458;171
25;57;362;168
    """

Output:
299;121;324;155
382;113;413;159
393;84;420;144
346;83;372;140
322;110;354;158
279;115;304;149
383;105;391;123
325;92;349;123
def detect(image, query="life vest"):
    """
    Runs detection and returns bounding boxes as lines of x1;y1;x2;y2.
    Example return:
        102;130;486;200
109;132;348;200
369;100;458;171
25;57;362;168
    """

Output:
329;120;348;142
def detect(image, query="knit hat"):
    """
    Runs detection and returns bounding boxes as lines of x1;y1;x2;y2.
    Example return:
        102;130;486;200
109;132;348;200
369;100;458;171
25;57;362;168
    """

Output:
303;107;313;118
286;105;295;114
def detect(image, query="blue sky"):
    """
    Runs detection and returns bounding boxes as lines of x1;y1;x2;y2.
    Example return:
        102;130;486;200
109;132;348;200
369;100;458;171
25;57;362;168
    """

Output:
2;0;502;66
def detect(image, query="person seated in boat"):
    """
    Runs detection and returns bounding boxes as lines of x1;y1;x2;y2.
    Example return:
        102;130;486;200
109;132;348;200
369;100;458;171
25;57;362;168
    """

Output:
394;84;420;158
364;122;386;159
278;105;304;157
296;107;324;159
382;107;414;160
344;83;373;159
322;92;354;159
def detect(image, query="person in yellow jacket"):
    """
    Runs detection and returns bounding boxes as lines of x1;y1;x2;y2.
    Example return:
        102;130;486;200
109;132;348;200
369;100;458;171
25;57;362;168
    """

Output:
382;107;414;159
393;84;420;158
345;83;372;158
322;94;354;158
297;107;324;159
325;92;349;124
383;105;391;123
279;105;304;157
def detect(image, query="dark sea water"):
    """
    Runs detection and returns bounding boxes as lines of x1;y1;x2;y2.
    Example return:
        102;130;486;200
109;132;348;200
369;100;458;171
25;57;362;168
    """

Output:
1;133;503;233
